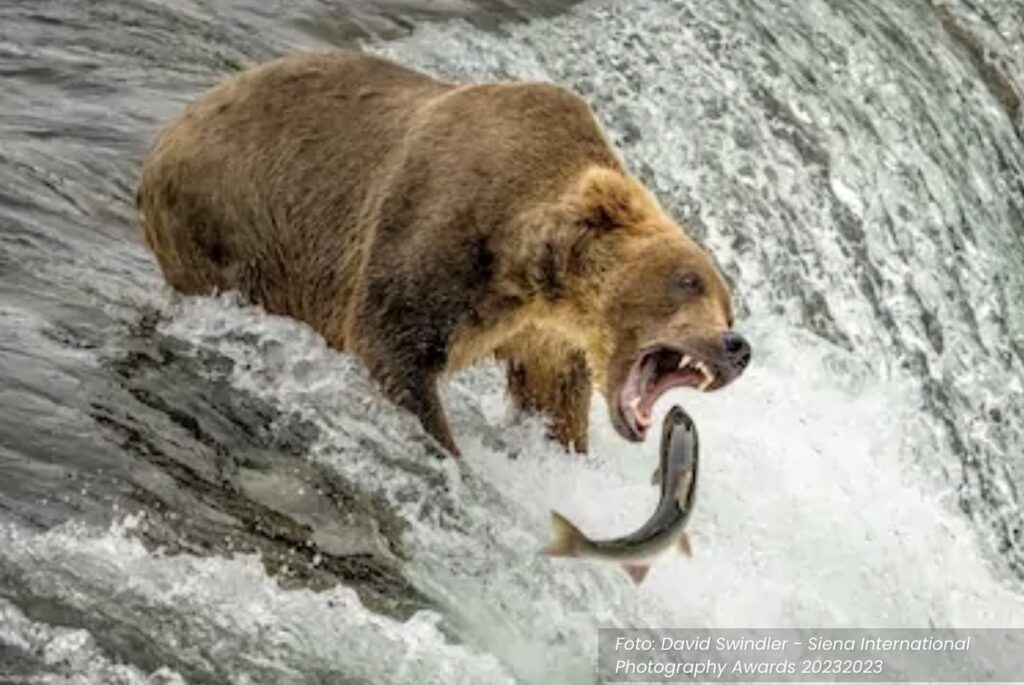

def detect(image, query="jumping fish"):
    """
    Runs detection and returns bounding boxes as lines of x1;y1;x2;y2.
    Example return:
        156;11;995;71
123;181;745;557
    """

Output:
542;405;699;584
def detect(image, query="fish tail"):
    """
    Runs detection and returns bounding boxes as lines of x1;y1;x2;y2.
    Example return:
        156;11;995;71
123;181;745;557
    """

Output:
543;511;587;557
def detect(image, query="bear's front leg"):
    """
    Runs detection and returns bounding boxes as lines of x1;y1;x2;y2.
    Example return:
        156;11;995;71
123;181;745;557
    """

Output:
501;336;592;453
345;287;461;457
377;367;459;457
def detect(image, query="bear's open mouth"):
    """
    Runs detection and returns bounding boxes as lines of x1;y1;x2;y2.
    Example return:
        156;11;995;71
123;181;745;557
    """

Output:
617;346;717;440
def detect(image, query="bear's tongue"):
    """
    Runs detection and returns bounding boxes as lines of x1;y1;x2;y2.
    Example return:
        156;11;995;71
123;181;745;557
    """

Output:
637;365;705;417
626;351;716;432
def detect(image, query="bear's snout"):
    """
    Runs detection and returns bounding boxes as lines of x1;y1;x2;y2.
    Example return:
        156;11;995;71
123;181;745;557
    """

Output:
717;330;751;380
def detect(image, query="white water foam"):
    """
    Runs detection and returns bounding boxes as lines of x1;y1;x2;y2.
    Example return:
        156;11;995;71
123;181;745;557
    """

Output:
154;294;1024;683
0;516;516;684
0;595;186;685
3;236;1021;683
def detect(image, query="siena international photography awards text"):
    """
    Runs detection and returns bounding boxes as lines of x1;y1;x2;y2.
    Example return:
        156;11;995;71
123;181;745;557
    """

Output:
598;629;1024;682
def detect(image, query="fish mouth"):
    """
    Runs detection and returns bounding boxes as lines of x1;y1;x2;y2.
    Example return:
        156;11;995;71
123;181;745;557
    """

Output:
615;345;720;441
663;404;695;434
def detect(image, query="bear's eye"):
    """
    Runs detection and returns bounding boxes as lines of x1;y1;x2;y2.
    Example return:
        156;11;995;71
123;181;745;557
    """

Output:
672;271;705;299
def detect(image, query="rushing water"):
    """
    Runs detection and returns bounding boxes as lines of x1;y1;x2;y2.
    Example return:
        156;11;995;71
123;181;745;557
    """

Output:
2;0;1023;682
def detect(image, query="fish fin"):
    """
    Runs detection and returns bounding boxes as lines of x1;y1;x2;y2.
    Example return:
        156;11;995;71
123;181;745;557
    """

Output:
678;533;693;557
650;466;662;486
543;511;586;557
623;563;651;584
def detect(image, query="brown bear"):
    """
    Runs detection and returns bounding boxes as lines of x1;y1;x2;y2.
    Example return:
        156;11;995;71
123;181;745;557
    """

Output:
138;50;751;456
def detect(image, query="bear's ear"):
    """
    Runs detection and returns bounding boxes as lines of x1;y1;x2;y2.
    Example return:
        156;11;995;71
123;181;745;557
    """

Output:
573;166;650;232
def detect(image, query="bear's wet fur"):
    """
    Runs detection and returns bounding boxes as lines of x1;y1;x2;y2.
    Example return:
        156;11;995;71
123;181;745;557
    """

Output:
139;51;741;455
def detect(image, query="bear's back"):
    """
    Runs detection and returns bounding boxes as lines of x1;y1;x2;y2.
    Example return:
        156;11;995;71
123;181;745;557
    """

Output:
139;51;624;336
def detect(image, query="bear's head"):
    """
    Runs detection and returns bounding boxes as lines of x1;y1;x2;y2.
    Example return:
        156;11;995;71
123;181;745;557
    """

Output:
562;167;752;442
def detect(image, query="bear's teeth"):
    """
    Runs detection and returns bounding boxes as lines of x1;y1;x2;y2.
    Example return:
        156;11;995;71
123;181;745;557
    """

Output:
627;396;650;430
678;354;693;370
698;364;715;391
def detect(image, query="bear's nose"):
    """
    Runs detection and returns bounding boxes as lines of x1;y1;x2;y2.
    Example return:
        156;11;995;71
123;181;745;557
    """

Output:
721;331;751;371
